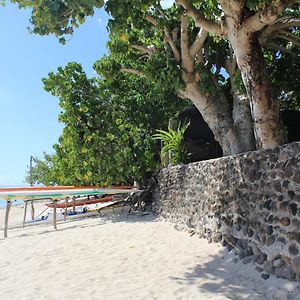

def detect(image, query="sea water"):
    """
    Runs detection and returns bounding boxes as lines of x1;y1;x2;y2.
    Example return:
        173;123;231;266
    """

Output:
0;199;24;208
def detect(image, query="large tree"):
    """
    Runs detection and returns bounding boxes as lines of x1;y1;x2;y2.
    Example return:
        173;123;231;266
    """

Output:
175;0;299;148
8;0;300;153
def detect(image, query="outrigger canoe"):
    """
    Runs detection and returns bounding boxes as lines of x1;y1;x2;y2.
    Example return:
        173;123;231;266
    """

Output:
0;185;137;201
46;196;114;208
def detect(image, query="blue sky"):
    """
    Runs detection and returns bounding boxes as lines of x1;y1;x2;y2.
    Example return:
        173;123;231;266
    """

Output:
0;1;174;187
0;3;109;185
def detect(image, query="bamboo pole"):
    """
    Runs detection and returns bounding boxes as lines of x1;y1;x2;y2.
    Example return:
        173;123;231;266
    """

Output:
4;201;11;238
22;201;28;228
53;200;57;230
64;198;68;221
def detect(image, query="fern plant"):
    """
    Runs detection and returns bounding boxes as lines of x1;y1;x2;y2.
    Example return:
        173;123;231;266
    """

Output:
153;122;190;166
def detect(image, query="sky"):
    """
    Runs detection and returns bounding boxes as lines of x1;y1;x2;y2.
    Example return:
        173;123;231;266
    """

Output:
0;3;109;186
0;0;174;187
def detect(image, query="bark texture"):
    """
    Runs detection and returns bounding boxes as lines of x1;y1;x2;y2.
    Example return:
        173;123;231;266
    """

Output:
177;0;290;149
228;29;284;148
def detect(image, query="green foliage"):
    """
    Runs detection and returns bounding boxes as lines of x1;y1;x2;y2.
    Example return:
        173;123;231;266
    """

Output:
28;62;187;186
25;153;58;185
10;0;300;170
10;0;104;43
263;44;300;110
153;122;190;166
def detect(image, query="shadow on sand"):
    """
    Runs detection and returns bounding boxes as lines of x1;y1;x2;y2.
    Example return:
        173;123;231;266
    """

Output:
1;210;157;240
169;243;300;300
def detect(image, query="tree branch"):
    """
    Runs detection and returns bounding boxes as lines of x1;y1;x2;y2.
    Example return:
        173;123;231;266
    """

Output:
225;49;237;77
275;17;300;29
145;15;159;28
164;27;181;62
131;44;157;56
243;0;296;33
218;0;245;16
120;68;146;77
277;31;300;47
190;28;208;58
145;15;180;62
175;0;222;35
260;17;300;40
264;41;296;56
181;14;194;74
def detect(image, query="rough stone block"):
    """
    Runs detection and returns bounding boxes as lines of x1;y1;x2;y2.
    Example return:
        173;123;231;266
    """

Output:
275;265;295;281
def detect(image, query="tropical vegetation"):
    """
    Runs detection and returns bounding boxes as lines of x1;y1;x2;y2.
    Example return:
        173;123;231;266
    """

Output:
4;0;298;185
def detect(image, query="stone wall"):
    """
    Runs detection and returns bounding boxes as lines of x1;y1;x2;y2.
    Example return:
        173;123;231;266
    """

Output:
154;142;300;281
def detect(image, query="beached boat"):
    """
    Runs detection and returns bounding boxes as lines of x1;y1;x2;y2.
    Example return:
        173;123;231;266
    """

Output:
45;195;114;208
0;185;136;201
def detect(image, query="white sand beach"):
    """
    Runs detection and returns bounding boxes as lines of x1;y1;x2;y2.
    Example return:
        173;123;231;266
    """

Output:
1;204;300;300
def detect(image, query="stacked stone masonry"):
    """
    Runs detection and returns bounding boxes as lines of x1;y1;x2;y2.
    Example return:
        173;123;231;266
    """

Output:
154;142;300;281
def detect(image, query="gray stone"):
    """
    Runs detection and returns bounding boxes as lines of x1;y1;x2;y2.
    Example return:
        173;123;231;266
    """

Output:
251;244;261;256
288;190;296;199
291;256;300;274
280;217;291;226
282;180;289;188
289;203;298;216
261;273;270;280
266;235;276;246
292;218;300;228
279;202;289;212
293;173;300;184
275;265;295;280
273;258;285;268
242;256;253;264
273;181;282;192
264;261;275;273
277;236;286;244
287;232;300;243
289;243;300;256
256;253;267;265
266;225;273;235
255;266;263;272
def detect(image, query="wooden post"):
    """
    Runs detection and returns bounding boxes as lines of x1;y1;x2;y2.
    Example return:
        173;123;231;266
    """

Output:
22;201;28;228
53;200;57;230
29;156;35;220
72;197;76;213
64;198;68;221
31;201;35;220
4;201;11;238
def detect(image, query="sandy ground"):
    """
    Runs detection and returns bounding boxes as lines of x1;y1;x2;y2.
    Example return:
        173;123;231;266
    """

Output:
0;204;300;300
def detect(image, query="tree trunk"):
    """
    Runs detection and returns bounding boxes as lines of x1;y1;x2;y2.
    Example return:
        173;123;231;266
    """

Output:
231;83;256;152
230;31;284;148
183;81;241;155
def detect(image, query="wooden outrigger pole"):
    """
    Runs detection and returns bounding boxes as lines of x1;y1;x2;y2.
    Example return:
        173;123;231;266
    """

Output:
53;200;57;230
4;200;11;238
22;201;28;228
64;198;68;221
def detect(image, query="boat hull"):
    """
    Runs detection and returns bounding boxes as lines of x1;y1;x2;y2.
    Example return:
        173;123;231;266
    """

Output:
46;196;114;208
